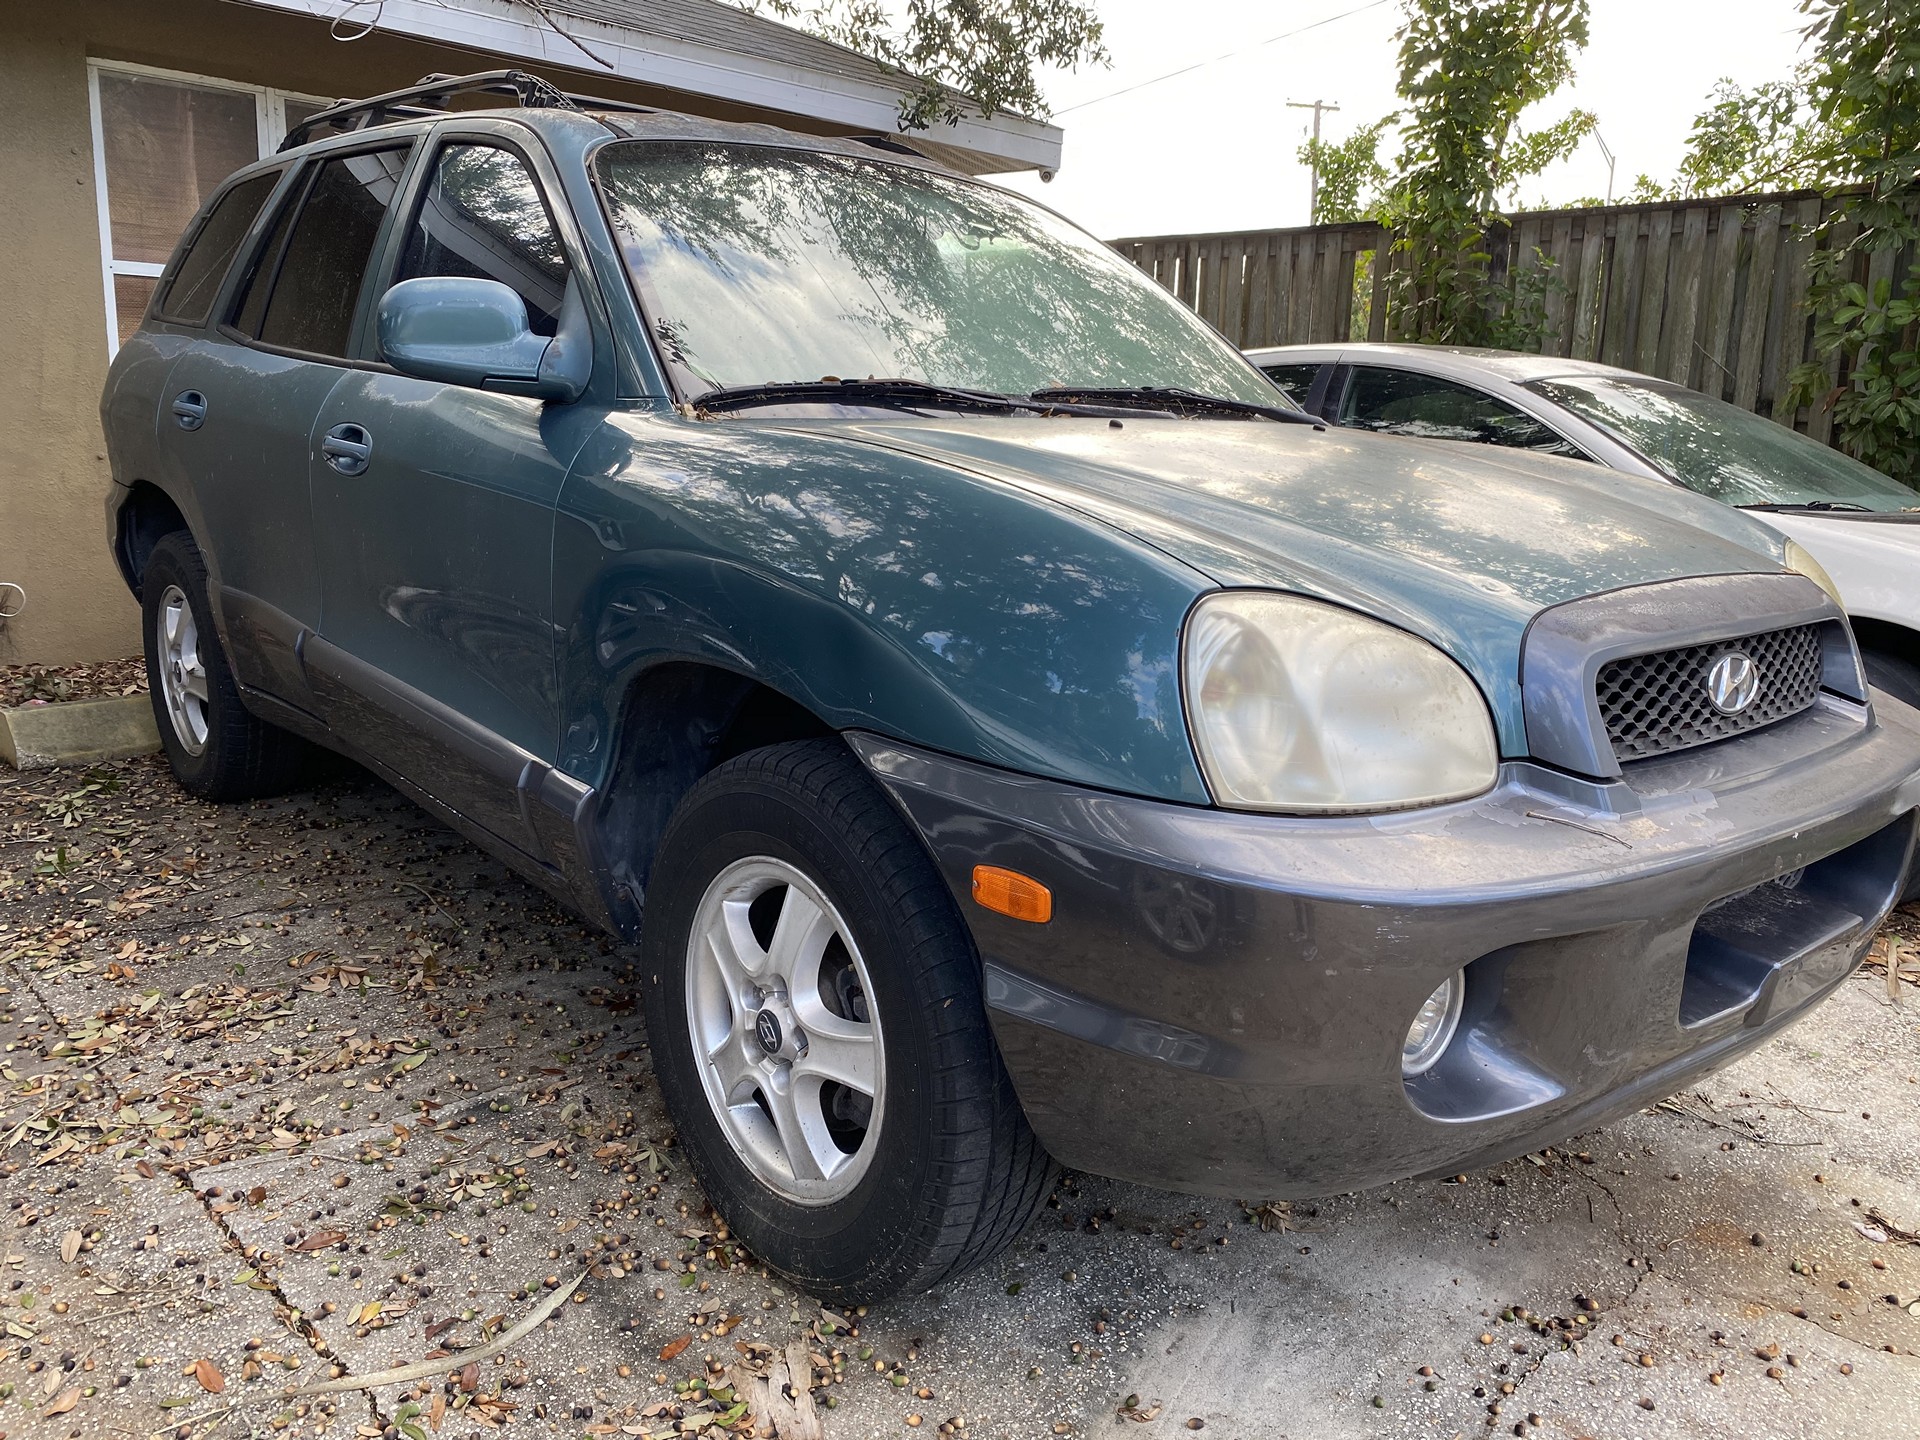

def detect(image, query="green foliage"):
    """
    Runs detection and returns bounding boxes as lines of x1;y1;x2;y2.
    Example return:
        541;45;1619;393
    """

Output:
739;0;1109;128
1785;0;1920;483
1299;116;1395;224
1382;0;1592;345
1669;72;1837;197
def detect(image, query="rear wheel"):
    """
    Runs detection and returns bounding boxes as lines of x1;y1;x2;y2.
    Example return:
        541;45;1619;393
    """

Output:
640;740;1055;1303
141;531;312;801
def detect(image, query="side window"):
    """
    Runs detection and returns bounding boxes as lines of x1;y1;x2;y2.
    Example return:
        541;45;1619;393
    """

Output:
1260;363;1321;407
234;147;410;358
392;144;570;337
1340;367;1579;454
154;171;282;327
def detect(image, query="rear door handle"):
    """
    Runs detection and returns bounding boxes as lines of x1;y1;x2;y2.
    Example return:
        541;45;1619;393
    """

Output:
321;423;373;476
171;391;207;431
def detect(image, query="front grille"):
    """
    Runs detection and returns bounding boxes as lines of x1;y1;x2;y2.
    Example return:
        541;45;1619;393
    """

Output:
1596;624;1824;762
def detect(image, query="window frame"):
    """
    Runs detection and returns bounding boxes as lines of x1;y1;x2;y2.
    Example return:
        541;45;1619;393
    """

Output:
86;58;331;356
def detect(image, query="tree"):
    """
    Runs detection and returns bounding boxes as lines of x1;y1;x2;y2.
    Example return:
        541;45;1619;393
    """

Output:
1298;117;1395;224
1382;0;1594;344
739;1;1109;129
1785;0;1920;483
1669;71;1837;196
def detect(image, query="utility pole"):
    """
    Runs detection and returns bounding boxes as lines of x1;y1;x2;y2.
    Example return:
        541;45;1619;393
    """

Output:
1287;98;1341;223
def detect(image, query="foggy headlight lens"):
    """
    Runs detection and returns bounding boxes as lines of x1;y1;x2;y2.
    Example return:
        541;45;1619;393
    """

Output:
1402;972;1464;1075
1182;592;1499;813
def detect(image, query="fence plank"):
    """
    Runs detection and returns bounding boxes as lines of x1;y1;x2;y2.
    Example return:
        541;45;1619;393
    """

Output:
1664;206;1710;385
1634;208;1674;375
1698;204;1744;401
1733;203;1782;410
1774;197;1825;427
1313;231;1344;342
1542;214;1576;354
1570;225;1606;360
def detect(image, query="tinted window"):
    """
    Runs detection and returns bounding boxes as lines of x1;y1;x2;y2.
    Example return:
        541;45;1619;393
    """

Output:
250;148;409;357
1260;363;1321;406
1341;367;1579;455
394;144;568;336
231;185;300;338
155;171;281;326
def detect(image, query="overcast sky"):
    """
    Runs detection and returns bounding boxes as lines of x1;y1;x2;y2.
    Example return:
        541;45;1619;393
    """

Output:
989;0;1810;239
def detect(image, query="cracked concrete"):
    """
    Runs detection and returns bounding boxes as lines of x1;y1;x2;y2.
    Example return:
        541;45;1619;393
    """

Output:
2;754;1917;1440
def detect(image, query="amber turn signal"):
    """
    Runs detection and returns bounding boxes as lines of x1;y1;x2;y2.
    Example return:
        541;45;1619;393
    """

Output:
970;865;1053;923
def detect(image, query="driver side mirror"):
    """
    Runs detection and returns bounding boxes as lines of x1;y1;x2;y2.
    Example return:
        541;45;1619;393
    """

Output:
376;276;588;403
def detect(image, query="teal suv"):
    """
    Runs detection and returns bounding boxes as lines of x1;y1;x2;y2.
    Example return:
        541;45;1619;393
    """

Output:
102;72;1920;1303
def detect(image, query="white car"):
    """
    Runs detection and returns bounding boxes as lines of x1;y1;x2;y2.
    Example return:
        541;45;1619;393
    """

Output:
1245;343;1920;707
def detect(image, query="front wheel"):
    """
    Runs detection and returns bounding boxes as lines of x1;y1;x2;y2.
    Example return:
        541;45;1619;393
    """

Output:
1863;647;1920;712
639;740;1055;1304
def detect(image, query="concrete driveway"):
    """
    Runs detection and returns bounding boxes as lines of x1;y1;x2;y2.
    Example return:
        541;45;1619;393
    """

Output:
3;754;1917;1440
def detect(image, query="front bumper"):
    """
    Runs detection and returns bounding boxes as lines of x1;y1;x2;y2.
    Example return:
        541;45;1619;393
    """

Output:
849;696;1920;1198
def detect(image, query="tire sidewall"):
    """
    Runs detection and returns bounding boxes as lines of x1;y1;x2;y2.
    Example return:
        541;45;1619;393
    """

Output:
641;769;980;1292
141;534;229;791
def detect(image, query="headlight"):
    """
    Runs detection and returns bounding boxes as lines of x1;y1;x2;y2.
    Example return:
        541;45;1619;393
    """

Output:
1783;540;1845;609
1182;592;1499;813
1402;971;1464;1075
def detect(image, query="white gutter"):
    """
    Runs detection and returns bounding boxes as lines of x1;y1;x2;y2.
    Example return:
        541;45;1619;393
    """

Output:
223;0;1063;172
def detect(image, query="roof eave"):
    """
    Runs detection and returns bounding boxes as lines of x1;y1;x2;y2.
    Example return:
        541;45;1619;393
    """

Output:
223;0;1063;172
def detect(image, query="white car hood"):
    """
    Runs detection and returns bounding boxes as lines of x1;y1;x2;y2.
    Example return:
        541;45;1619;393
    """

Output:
1750;510;1920;627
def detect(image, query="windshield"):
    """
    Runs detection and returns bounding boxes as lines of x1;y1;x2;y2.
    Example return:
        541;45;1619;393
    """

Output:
594;141;1281;407
1528;375;1920;512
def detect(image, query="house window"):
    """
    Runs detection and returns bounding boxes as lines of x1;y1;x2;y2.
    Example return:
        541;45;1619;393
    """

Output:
87;61;330;353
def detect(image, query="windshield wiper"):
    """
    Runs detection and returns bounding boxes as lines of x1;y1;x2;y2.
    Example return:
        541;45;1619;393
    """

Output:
692;378;1097;417
1739;500;1876;513
1026;385;1324;425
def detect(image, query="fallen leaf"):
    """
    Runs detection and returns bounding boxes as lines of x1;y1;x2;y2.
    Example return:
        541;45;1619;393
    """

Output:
61;1229;82;1264
42;1385;81;1416
659;1334;692;1362
295;1230;346;1252
459;1361;480;1393
193;1358;226;1394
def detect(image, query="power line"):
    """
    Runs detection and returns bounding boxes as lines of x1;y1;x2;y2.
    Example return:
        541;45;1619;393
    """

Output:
1053;0;1396;116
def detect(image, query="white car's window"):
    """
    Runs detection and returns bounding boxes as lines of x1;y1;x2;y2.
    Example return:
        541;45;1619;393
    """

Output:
1530;376;1920;513
1341;367;1583;456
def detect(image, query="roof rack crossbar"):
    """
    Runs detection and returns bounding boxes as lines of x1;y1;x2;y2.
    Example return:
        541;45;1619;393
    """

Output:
279;69;650;152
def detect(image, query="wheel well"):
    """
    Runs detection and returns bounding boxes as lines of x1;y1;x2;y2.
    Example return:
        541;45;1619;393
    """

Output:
595;663;837;904
1850;616;1920;671
115;482;190;598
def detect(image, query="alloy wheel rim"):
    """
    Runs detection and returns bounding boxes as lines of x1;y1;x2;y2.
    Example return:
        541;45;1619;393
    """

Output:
684;856;885;1205
156;585;211;757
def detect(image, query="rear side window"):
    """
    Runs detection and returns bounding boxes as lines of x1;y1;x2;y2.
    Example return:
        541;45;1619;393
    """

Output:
393;144;569;336
155;171;281;327
233;147;410;358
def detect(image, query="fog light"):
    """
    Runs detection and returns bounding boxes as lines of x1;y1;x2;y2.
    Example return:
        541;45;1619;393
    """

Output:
1402;972;1464;1075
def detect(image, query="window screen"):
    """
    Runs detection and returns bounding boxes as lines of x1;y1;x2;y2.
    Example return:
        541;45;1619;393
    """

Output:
393;144;569;336
155;171;280;326
249;148;409;358
1340;367;1578;454
1260;363;1321;406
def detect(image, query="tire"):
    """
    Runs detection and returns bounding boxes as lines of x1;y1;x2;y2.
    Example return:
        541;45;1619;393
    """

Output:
141;530;312;801
639;739;1055;1304
1863;647;1920;712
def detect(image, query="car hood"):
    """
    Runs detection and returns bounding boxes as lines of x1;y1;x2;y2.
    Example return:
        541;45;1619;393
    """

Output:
1746;508;1920;628
823;416;1795;743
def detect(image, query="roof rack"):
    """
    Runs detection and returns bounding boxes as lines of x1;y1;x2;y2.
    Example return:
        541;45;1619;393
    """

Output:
279;69;651;152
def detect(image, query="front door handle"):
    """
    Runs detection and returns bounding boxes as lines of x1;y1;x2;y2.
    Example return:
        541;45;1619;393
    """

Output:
321;423;373;476
171;391;207;431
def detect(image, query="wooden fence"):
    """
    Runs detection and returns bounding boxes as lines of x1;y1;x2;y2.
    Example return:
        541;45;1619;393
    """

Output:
1112;190;1911;444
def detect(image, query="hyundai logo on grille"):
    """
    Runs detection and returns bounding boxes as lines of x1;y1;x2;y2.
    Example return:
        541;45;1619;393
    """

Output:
1705;651;1760;715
